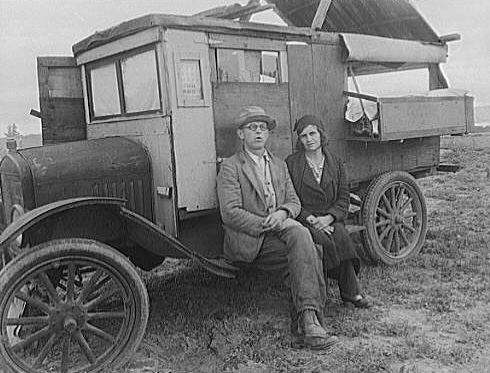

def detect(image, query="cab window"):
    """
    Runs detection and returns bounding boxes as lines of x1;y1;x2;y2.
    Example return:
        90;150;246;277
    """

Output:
217;49;281;83
86;47;161;120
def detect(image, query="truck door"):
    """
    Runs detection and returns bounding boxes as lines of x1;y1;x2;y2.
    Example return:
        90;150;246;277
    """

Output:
165;30;217;213
37;57;86;145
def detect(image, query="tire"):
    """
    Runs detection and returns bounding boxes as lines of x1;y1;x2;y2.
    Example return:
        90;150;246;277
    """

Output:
361;171;427;265
0;238;149;373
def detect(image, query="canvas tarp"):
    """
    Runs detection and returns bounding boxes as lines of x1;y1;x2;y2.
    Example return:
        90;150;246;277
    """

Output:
341;33;447;64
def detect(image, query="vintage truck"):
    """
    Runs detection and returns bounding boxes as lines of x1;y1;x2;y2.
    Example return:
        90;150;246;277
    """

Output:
0;0;474;372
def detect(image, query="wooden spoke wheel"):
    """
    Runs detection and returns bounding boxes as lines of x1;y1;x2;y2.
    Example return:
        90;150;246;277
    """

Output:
361;171;427;265
0;238;149;373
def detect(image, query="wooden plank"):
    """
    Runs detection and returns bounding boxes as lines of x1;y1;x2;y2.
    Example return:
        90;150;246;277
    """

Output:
36;57;86;145
37;62;49;121
378;95;464;104
194;3;273;20
465;95;475;132
49;89;83;99
311;0;332;30
42;98;86;145
48;67;83;92
30;109;42;118
344;136;440;185
349;61;428;76
428;63;449;90
326;139;345;160
378;96;467;140
212;82;292;159
221;4;275;19
155;41;171;116
209;48;218;82
38;57;77;67
244;50;261;81
380;127;467;140
287;44;315;135
208;33;287;51
76;27;161;65
343;90;378;102
312;43;347;143
279;51;289;83
80;65;91;125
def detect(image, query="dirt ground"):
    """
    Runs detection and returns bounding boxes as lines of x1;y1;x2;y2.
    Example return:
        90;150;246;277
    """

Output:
122;133;490;373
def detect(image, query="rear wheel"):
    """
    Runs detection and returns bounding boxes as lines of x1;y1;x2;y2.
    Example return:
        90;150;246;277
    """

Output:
361;171;427;265
0;238;149;373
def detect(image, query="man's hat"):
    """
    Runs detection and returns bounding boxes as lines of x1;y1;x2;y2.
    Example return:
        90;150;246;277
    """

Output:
235;106;276;130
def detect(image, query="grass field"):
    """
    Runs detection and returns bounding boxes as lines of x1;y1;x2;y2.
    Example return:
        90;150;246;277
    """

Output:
125;135;490;373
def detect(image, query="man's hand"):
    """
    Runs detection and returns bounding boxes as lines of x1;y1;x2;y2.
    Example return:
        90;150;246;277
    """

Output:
308;214;335;235
262;210;288;232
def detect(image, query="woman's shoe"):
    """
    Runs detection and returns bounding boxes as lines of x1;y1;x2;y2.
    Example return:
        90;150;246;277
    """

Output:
342;296;372;309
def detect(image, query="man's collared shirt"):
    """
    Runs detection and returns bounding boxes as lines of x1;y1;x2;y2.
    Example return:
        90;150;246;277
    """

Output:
245;148;277;213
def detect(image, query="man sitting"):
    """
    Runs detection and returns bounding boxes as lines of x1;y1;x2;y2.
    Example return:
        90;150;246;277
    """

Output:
217;106;338;350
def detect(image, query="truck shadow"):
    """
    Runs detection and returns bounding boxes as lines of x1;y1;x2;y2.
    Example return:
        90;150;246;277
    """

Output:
145;261;289;324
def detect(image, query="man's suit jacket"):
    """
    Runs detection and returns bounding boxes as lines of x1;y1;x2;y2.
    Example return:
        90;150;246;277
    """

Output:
217;149;301;262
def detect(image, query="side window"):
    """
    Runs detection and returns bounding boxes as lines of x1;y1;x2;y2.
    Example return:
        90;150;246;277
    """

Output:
217;49;282;83
121;50;160;113
260;51;280;83
86;47;162;120
90;63;120;117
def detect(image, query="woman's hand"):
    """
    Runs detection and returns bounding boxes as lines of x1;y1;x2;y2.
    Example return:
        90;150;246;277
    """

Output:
307;214;335;235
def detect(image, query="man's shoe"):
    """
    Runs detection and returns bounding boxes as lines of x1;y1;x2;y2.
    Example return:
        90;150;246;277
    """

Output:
292;328;339;350
292;310;339;350
301;309;327;338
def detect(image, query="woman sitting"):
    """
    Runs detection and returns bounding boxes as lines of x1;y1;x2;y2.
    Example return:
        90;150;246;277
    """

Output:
286;114;371;308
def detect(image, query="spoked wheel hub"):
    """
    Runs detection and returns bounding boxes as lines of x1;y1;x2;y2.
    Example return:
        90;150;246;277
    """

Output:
50;303;86;335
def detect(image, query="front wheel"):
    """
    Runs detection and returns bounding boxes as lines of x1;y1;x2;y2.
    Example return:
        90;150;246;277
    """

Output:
0;238;149;373
1;204;26;269
361;171;427;265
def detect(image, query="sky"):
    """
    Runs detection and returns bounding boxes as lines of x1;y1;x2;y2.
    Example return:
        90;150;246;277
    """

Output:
0;0;489;135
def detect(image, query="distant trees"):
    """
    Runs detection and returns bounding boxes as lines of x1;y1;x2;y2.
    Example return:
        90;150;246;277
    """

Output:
4;123;23;150
5;123;21;138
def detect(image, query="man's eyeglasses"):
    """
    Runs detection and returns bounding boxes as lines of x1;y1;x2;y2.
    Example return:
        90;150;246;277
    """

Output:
242;122;269;131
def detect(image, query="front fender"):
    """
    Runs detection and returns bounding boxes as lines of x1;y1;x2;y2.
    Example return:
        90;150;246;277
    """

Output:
0;197;238;278
120;207;238;277
0;197;125;251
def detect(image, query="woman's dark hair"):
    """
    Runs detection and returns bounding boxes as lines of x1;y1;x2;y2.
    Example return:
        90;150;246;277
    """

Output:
294;115;329;152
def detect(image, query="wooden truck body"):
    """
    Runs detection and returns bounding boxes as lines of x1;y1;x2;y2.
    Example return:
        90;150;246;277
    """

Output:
7;13;472;256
